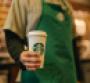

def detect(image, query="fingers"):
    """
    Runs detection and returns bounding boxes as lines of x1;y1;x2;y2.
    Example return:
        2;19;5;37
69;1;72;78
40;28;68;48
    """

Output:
25;63;41;71
20;51;41;71
20;51;40;62
22;57;41;68
23;58;41;63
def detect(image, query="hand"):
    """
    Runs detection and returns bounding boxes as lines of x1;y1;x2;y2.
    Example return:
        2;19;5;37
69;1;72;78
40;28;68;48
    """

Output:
20;51;41;71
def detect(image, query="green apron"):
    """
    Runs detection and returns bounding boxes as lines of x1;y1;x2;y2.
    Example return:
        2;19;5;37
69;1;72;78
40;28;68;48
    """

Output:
21;0;77;83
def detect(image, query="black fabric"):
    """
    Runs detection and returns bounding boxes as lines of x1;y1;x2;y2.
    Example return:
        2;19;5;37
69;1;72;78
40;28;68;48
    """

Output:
4;29;26;70
72;37;84;82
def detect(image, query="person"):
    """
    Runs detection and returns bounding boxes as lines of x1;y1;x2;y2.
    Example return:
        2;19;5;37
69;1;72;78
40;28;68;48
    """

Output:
1;0;77;83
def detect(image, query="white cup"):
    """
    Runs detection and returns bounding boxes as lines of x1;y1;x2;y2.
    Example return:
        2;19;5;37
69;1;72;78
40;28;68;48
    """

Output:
27;30;47;68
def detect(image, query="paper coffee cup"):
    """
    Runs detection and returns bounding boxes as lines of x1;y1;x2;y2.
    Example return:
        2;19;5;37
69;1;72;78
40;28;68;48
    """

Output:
27;30;47;68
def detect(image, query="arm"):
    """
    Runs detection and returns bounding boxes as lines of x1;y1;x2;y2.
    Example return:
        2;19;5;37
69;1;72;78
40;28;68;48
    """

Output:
4;29;41;70
2;0;27;69
3;0;27;38
3;0;41;70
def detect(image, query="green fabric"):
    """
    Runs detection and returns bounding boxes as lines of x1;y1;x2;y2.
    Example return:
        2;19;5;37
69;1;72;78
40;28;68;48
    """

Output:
21;0;77;83
21;71;40;83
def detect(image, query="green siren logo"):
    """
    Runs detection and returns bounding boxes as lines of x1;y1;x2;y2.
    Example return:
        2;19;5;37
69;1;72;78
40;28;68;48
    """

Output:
33;43;44;55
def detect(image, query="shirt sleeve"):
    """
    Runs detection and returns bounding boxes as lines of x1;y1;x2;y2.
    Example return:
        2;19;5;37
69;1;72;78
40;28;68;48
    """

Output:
26;0;42;35
3;0;42;38
3;0;27;38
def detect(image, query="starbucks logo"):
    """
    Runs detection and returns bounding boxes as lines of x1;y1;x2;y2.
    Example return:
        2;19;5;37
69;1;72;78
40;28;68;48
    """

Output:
33;43;44;55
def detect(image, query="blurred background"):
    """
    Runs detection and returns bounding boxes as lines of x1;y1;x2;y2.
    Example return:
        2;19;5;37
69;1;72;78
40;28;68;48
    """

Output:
0;0;90;83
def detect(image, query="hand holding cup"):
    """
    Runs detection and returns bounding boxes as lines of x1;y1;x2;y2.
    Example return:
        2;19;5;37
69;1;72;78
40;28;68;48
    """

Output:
20;51;41;71
27;30;47;68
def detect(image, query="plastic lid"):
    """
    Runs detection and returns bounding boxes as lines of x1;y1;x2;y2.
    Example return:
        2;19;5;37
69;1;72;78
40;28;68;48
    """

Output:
27;30;47;37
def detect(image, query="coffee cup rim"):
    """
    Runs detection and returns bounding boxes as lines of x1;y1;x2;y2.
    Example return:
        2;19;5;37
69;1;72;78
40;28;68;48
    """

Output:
27;30;47;37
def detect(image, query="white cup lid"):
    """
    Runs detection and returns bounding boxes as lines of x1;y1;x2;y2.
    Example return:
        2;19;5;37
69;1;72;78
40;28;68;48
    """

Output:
27;30;47;37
